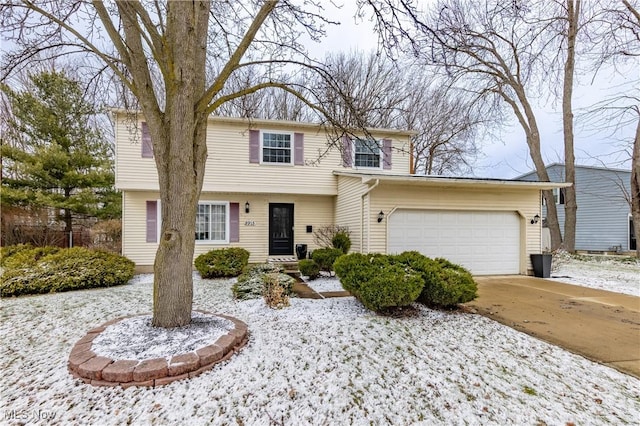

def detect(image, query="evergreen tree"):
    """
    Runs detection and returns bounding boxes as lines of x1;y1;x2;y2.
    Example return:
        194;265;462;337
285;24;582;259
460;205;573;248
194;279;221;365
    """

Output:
1;71;118;233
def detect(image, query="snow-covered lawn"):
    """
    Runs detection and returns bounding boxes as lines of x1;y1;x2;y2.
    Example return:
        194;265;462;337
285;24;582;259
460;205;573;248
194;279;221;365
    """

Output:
1;270;639;425
303;274;345;293
550;253;640;296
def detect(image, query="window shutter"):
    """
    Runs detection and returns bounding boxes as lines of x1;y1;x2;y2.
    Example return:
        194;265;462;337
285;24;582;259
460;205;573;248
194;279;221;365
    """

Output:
342;135;352;167
141;122;153;158
382;139;392;170
146;201;158;243
230;203;240;242
249;130;260;163
294;133;304;165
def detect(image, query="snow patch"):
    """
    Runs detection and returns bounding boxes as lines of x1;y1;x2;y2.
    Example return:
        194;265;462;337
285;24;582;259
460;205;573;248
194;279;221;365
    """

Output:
92;311;233;361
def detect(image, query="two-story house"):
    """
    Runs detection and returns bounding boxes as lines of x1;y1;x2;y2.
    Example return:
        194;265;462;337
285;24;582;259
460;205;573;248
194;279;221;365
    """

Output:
516;163;634;253
114;111;566;275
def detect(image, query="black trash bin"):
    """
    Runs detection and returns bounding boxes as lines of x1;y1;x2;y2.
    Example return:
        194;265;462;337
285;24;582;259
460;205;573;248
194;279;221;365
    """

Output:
530;253;552;278
295;244;308;260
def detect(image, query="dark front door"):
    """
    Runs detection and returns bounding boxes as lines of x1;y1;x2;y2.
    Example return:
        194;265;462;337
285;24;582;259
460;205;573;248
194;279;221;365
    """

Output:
269;203;294;256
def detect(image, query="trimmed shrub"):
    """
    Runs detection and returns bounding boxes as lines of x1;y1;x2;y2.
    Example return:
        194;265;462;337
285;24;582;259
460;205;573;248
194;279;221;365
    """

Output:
334;253;424;312
262;273;290;309
419;257;477;308
298;259;320;279
195;247;250;278
331;231;352;254
311;248;344;273
1;247;135;297
394;251;441;291
232;263;294;300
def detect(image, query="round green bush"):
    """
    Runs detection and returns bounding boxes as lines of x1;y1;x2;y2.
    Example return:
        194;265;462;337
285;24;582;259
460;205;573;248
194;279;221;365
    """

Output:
331;231;352;254
334;252;424;312
1;246;135;297
298;259;320;279
194;247;250;278
311;247;344;272
334;252;376;294
394;251;441;291
419;259;477;307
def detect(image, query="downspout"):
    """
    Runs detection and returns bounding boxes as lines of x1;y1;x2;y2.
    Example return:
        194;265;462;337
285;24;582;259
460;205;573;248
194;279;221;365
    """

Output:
361;179;380;252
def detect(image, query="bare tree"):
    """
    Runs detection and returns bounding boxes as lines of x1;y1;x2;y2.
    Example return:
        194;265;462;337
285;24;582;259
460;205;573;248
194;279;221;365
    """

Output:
360;0;565;248
400;70;485;175
1;0;349;327
586;0;640;257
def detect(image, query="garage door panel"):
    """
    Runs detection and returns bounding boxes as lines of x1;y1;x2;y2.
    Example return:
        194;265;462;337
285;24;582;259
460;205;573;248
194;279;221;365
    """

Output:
388;210;520;275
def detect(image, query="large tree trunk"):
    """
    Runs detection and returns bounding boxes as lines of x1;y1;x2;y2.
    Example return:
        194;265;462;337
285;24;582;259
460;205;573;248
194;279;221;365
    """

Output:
506;87;563;250
146;1;210;328
562;0;580;253
632;117;640;258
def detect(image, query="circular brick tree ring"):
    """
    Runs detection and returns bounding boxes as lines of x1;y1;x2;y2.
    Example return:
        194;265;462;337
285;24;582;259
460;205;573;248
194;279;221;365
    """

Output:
68;310;248;388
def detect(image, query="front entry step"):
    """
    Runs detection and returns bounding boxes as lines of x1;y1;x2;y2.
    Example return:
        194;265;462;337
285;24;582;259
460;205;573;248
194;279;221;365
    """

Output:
267;257;300;279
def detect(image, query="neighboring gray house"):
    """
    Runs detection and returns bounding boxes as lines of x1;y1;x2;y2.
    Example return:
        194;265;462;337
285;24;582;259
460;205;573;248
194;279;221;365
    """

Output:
516;163;635;253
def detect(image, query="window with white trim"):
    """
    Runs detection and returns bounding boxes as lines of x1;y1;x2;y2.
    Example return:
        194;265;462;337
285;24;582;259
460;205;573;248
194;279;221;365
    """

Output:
543;188;565;205
262;132;292;164
354;139;381;168
195;202;228;242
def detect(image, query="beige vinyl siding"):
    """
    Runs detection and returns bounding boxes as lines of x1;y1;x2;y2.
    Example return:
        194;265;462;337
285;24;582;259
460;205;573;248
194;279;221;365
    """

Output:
204;124;341;194
122;190;334;266
197;193;334;262
115;118;159;191
368;184;542;274
335;176;366;253
114;113;413;193
122;190;160;266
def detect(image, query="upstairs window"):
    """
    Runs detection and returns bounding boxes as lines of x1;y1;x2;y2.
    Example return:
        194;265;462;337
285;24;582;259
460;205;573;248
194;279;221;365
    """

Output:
543;188;565;205
262;132;292;164
354;139;381;168
195;203;228;243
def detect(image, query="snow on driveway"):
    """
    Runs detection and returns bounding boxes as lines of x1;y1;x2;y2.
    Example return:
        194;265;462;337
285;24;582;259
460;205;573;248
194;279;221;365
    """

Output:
1;273;638;425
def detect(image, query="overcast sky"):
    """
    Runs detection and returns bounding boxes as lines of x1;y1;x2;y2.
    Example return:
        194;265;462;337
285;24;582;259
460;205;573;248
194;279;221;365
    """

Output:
306;1;637;179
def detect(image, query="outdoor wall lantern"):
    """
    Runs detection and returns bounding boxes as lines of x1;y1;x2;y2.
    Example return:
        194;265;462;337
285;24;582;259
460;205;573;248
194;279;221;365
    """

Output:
530;214;540;224
377;210;385;223
245;202;250;214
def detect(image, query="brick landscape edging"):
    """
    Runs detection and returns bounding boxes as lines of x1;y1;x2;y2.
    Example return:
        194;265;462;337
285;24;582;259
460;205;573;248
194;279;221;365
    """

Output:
68;310;248;388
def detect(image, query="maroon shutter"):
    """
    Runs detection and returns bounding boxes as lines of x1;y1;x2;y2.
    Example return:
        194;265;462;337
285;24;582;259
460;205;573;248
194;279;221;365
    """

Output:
382;139;392;170
294;133;304;165
230;203;239;242
141;122;153;158
342;135;352;167
249;130;260;163
146;201;158;243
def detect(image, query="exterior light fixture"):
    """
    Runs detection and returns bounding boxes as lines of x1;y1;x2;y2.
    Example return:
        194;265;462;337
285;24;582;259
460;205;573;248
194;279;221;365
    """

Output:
377;211;385;223
531;214;540;224
245;202;250;214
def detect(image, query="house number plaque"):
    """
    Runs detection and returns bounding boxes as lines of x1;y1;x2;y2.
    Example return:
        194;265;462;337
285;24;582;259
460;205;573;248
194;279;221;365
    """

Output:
244;221;256;226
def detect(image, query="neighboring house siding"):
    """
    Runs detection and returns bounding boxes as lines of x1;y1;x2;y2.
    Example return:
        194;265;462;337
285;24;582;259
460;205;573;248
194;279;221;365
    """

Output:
518;164;632;251
123;190;334;266
114;114;413;193
335;176;366;253
367;184;541;273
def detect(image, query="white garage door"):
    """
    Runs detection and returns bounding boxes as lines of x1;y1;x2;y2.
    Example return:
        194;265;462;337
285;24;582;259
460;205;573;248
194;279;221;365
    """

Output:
388;210;521;275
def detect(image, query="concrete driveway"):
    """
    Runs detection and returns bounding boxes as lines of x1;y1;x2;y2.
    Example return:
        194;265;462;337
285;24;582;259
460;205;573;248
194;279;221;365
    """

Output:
463;276;640;378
